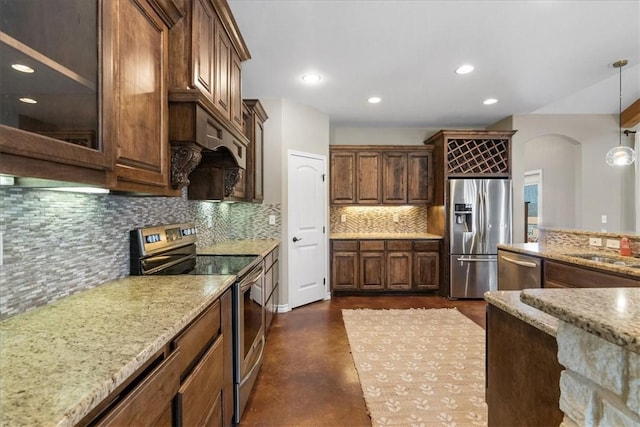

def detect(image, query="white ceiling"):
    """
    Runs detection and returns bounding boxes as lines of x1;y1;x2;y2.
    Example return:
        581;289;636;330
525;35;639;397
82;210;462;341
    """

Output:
228;0;640;128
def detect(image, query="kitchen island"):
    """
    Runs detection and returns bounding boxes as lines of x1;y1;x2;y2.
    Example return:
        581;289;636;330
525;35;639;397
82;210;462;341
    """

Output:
499;242;640;279
0;274;235;426
485;287;640;427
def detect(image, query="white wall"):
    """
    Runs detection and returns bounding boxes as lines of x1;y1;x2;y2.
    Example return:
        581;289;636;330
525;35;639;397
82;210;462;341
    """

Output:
497;114;638;239
260;99;330;309
330;127;442;145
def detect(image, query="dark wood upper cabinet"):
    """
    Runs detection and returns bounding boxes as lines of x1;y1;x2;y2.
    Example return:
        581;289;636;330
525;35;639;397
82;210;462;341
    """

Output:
0;0;182;195
192;0;216;100
243;99;268;202
407;151;433;204
356;152;382;203
330;151;356;204
111;0;172;193
168;0;251;194
330;145;434;206
0;0;110;185
382;152;408;204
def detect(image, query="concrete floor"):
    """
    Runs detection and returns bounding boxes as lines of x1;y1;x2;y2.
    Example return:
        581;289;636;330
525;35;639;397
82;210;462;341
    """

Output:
239;295;487;426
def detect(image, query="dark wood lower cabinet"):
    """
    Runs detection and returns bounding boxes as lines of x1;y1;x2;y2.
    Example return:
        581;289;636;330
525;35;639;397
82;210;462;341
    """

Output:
85;289;233;427
360;252;385;290
387;252;412;290
331;239;440;293
177;336;224;426
545;260;639;288
413;252;439;290
486;305;563;427
95;350;181;426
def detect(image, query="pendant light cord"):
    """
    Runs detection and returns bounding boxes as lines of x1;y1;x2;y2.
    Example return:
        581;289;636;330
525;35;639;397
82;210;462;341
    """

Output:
619;62;622;147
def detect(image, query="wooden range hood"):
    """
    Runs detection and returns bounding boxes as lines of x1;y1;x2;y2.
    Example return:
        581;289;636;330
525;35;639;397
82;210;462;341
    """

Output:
169;91;248;199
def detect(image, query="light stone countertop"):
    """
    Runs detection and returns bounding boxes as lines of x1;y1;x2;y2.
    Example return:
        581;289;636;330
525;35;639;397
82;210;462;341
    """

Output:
484;290;559;337
330;232;443;240
498;243;640;278
521;288;640;354
198;239;280;257
0;274;236;427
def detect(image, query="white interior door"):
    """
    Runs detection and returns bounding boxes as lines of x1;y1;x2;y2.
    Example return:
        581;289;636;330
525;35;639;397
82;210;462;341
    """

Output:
288;151;327;309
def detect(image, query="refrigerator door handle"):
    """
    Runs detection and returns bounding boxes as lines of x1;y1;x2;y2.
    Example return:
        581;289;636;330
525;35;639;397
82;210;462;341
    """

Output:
478;190;485;247
456;258;496;262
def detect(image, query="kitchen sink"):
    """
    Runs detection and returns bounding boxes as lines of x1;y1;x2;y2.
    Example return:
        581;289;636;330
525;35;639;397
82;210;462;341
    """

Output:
567;253;640;268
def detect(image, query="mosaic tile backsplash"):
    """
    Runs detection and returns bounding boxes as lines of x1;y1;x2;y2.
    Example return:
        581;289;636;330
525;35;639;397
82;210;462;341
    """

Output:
539;227;640;256
0;188;280;319
330;206;428;234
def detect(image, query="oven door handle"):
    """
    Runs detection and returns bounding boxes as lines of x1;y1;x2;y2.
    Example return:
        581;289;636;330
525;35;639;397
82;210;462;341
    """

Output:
239;266;264;291
240;335;265;387
145;254;196;275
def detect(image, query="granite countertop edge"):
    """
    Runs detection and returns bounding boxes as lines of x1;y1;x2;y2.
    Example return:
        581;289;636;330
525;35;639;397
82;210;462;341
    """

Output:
330;233;443;240
498;243;640;278
484;290;558;337
520;288;640;354
0;275;237;427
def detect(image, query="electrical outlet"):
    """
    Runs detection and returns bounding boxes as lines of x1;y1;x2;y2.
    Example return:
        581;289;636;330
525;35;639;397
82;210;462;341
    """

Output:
207;216;213;228
268;215;276;225
589;237;602;247
606;239;620;249
392;213;399;222
340;214;347;223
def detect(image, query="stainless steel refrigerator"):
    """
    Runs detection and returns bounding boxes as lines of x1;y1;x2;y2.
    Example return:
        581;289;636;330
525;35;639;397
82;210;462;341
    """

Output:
449;178;512;298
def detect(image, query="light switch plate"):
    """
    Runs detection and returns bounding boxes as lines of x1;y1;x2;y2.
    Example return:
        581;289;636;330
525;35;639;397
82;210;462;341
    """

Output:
601;215;607;224
340;214;347;223
392;213;399;222
606;239;620;249
589;237;602;247
268;215;276;225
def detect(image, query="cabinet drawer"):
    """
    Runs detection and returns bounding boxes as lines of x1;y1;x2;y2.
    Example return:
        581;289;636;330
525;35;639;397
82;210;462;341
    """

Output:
360;240;384;251
332;240;358;251
173;300;221;378
386;240;412;251
544;261;639;288
177;335;224;427
97;350;181;426
414;240;439;252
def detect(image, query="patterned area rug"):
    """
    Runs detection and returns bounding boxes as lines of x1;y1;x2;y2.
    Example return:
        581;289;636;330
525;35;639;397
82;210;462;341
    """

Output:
342;308;487;427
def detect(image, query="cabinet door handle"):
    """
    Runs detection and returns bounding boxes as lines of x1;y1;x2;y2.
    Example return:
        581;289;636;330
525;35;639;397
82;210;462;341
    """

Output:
501;255;537;268
293;236;303;242
456;258;495;262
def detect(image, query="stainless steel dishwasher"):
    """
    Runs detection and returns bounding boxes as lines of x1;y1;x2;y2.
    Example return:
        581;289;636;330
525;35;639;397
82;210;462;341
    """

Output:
497;249;543;290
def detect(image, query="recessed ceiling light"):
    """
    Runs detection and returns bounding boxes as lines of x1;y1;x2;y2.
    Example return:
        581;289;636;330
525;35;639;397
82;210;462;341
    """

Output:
483;98;498;105
301;73;322;84
11;63;35;73
368;97;382;104
19;97;37;104
455;64;474;74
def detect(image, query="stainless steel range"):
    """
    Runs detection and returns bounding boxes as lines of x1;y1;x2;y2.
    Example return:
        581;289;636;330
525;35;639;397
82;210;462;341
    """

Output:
129;222;265;424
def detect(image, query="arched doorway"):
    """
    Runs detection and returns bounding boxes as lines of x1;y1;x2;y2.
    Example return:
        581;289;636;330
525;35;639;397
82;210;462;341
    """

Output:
524;134;582;231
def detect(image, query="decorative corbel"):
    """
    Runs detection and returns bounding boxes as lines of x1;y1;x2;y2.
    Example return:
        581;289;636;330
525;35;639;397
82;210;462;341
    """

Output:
171;143;203;189
224;167;242;197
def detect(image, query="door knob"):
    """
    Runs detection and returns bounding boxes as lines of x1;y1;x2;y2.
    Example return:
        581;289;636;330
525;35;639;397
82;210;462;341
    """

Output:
293;236;303;242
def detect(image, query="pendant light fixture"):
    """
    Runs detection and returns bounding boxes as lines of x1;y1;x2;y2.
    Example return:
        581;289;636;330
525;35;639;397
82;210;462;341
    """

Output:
605;59;636;166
